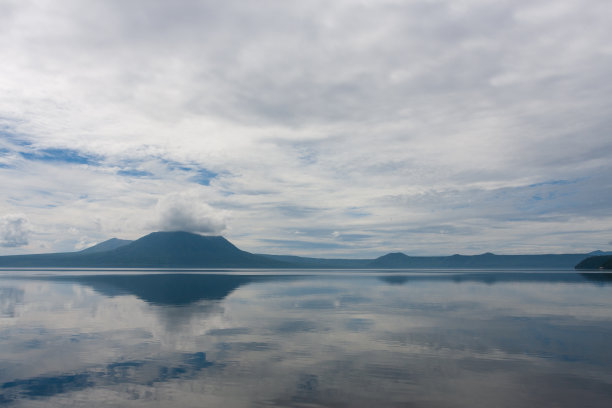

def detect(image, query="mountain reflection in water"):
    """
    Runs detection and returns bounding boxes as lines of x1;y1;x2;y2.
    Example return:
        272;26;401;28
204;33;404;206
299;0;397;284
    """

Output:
1;271;612;407
44;273;281;305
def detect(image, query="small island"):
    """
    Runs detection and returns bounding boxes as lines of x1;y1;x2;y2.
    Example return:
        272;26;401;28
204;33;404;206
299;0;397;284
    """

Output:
575;255;612;270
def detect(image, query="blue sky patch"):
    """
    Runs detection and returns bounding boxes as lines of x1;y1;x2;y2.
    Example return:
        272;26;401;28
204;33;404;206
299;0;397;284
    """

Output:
346;209;370;218
160;158;197;173
20;148;100;165
117;169;154;177
190;168;218;186
528;179;573;188
0;127;32;146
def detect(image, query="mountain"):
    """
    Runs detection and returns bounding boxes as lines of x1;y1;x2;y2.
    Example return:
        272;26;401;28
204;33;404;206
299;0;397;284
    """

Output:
79;238;133;253
587;250;612;256
0;231;289;268
264;251;597;269
0;231;603;269
575;255;612;270
368;252;592;269
368;252;413;268
100;231;288;267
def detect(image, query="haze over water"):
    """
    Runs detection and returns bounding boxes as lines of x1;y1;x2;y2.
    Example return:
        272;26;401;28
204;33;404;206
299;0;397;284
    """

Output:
1;270;612;407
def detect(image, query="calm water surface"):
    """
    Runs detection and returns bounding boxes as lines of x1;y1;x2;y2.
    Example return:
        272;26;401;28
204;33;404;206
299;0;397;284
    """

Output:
1;270;612;407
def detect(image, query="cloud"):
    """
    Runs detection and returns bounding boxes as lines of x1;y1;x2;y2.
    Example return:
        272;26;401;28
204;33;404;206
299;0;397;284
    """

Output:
155;192;226;235
0;214;31;247
1;0;612;256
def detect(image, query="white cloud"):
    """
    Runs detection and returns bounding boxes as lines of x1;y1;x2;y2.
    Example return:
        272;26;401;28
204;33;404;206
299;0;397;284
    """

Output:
155;192;227;235
0;214;31;247
0;0;611;256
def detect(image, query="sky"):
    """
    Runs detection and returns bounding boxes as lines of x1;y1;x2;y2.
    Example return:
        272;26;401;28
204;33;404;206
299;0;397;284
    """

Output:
0;0;611;257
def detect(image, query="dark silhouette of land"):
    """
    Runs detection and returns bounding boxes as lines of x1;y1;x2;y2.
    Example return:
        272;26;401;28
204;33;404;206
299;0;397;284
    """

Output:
368;251;593;269
0;231;609;269
575;255;612;270
78;238;133;254
0;232;289;268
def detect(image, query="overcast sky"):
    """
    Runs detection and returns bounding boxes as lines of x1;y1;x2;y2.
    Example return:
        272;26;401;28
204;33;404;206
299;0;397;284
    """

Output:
1;0;611;257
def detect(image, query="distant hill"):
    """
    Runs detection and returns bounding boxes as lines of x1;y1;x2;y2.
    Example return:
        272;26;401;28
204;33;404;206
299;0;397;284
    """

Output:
369;252;413;268
587;250;612;256
263;251;600;269
79;238;133;253
368;252;591;269
575;255;612;270
259;254;370;268
0;231;603;269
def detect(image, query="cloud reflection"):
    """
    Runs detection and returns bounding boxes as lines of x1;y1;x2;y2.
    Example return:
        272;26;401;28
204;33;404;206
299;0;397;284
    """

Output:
1;272;612;407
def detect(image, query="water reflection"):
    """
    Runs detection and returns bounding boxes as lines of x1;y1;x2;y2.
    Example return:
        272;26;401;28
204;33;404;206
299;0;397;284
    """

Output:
0;287;23;317
0;271;611;407
1;351;214;402
39;274;281;305
379;271;612;286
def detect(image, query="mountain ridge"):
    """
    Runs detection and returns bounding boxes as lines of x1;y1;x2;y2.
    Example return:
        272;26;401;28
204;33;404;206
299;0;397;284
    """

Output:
0;231;289;268
79;238;133;254
0;231;608;269
368;251;595;269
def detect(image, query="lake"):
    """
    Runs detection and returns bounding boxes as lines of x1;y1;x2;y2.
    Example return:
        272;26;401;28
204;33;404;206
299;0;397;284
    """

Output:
1;270;612;407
